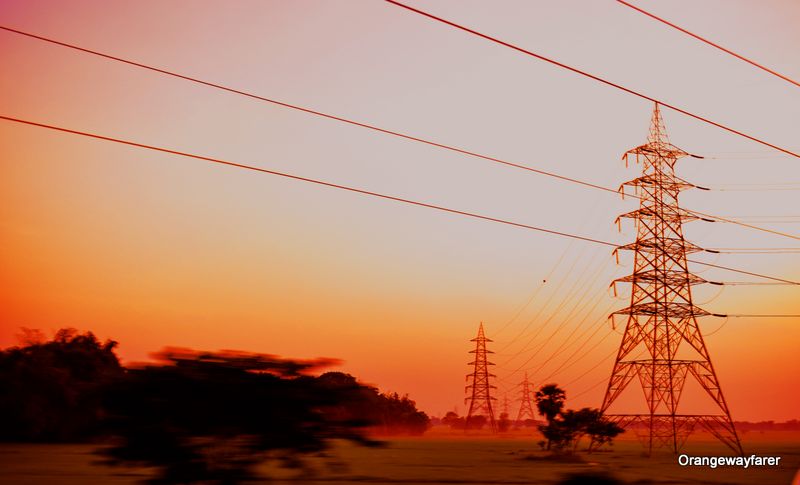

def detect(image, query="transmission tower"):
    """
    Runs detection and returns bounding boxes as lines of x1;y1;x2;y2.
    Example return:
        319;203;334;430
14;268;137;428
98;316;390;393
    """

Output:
601;103;743;454
515;372;536;424
501;394;511;417
465;322;497;431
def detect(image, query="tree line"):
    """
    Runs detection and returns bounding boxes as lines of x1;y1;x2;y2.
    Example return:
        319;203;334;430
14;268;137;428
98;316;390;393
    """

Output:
0;328;429;482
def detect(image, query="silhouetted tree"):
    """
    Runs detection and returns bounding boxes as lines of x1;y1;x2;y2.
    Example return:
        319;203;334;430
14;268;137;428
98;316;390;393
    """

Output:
0;328;123;441
373;392;430;435
100;348;381;483
441;411;465;430
534;384;566;450
465;414;487;430
586;413;624;452
535;384;566;423
538;406;625;453
315;373;430;435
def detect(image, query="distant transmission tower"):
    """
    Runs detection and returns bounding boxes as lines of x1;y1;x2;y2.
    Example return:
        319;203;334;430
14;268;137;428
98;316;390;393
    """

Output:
515;372;536;424
501;394;511;416
465;322;497;431
602;103;743;454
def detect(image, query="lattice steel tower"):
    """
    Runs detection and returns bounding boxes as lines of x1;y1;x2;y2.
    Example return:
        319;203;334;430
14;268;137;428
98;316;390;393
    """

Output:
601;103;742;454
465;322;497;431
515;372;536;424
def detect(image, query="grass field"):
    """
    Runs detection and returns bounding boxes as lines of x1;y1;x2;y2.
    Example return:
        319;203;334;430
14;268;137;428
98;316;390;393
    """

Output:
0;430;797;484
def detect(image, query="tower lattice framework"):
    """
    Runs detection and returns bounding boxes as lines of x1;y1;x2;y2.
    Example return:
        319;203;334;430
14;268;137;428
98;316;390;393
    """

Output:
465;322;497;431
601;103;743;454
515;372;536;424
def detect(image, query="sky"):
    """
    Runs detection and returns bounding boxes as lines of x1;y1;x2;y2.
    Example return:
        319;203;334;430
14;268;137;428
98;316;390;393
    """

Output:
1;0;798;422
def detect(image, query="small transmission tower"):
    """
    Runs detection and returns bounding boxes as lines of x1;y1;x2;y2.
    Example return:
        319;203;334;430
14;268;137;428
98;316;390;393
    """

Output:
515;372;536;424
501;394;511;416
465;322;497;431
602;103;743;454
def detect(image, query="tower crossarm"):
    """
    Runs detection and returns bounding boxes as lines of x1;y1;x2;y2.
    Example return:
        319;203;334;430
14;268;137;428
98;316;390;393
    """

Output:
616;238;705;255
625;143;689;160
614;270;707;287
618;206;698;223
612;301;710;319
622;174;695;192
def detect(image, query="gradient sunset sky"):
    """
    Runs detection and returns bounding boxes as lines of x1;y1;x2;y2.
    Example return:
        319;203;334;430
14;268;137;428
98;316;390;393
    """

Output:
1;0;798;421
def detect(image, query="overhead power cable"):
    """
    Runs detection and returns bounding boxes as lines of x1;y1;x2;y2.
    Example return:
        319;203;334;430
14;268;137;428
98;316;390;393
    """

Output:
0;25;615;195
709;247;800;254
616;0;800;89
2;114;798;287
1;25;797;242
384;0;800;159
713;314;800;318
490;238;575;339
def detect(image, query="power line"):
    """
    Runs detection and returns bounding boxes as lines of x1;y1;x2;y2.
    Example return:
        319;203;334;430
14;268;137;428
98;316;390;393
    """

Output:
495;244;598;355
500;278;618;382
571;376;611;400
490;239;576;339
492;210;606;341
0;25;617;195
697;216;800;241
497;253;610;366
384;0;800;159
709;247;800;254
539;326;617;383
685;259;797;285
713;188;800;192
524;298;617;381
1;25;797;243
714;314;800;318
616;0;800;89
2;114;798;288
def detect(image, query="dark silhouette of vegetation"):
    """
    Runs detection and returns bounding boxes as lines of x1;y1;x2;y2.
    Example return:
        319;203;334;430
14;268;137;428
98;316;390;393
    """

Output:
497;412;511;432
315;372;429;435
0;328;123;441
438;411;491;430
441;411;465;429
534;383;566;450
465;414;488;430
534;384;624;453
0;329;430;483
100;348;382;483
535;384;567;423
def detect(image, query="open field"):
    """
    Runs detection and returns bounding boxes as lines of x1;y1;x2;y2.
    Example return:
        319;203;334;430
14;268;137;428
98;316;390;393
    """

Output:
1;430;797;484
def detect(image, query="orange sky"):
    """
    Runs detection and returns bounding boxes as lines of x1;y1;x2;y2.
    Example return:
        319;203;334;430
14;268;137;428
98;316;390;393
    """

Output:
1;0;798;421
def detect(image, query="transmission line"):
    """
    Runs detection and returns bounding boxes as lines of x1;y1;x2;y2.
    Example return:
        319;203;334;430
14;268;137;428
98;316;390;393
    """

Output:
1;25;797;242
497;253;610;366
490;238;576;340
539;326;617;383
495;243;599;354
527;301;618;381
616;0;800;89
384;0;800;159
2;114;798;288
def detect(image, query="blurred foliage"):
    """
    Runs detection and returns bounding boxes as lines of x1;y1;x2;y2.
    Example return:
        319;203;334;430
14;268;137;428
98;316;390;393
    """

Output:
0;329;430;483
